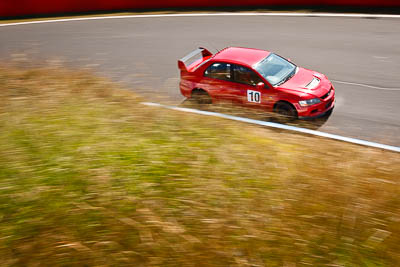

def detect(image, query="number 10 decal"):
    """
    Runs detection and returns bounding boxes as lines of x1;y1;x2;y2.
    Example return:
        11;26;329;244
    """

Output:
247;90;261;103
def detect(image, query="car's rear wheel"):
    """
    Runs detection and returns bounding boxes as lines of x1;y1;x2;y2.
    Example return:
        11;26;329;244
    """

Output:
274;102;297;122
191;90;212;105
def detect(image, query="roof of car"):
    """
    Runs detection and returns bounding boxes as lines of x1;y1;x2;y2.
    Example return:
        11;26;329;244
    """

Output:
212;47;271;66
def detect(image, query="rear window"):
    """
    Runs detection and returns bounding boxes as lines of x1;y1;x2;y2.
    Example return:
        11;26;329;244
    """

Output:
204;62;231;81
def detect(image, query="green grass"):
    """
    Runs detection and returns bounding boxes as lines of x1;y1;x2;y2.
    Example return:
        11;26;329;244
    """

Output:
0;65;399;266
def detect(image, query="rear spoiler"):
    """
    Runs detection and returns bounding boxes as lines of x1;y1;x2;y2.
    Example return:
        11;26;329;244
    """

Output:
178;47;213;71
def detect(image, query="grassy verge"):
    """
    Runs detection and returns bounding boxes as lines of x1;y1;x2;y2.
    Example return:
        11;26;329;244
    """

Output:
0;65;399;266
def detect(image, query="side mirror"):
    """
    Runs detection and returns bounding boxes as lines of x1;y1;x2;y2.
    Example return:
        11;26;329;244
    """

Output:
256;82;266;90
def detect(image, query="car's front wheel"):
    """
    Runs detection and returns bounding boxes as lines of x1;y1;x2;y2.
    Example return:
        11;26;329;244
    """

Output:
274;102;297;122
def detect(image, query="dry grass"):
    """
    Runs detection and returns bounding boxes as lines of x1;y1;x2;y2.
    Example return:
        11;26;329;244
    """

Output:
0;65;399;266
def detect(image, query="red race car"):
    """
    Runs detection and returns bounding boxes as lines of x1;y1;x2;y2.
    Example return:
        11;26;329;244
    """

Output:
178;47;335;119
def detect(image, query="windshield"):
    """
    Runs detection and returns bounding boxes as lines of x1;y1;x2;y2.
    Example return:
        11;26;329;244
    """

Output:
254;53;297;86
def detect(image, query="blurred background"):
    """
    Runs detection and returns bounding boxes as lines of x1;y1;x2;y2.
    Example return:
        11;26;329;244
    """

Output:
1;1;400;266
1;0;400;18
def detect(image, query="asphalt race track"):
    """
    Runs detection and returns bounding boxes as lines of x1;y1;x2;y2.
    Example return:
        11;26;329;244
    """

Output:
1;14;399;146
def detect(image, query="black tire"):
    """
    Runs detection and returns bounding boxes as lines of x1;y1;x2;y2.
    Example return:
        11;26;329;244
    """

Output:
274;102;297;121
191;90;212;105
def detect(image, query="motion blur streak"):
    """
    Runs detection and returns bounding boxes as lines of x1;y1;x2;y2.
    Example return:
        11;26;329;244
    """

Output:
1;0;400;17
142;102;400;153
1;12;400;27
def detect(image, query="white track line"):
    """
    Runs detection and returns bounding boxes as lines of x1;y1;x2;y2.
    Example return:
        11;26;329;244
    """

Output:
141;102;400;153
1;12;400;27
332;80;400;91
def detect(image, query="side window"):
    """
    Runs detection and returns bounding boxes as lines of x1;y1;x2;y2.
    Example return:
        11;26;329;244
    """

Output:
204;62;231;81
233;65;263;86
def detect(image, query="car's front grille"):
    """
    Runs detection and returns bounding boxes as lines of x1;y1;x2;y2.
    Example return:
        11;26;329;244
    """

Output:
321;87;332;100
325;99;333;109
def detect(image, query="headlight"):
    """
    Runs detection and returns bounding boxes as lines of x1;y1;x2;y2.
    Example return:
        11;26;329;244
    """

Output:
299;98;321;107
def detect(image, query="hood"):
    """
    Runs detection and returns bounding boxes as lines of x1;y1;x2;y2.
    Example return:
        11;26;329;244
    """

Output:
277;67;331;97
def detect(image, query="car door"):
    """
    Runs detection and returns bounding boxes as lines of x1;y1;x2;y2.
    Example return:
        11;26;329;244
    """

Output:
202;62;242;104
232;64;271;109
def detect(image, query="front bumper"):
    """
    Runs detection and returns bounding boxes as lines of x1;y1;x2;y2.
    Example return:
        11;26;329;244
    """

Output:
295;88;335;119
298;106;334;119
